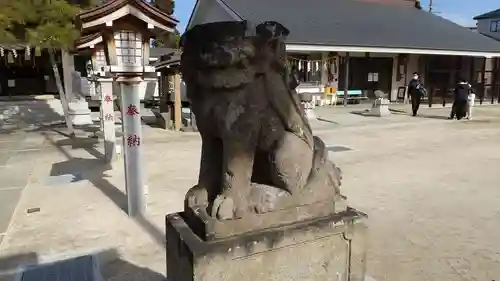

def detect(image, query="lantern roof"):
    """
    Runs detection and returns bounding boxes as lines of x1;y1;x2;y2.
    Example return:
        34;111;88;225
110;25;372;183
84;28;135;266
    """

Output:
74;32;103;49
76;0;178;35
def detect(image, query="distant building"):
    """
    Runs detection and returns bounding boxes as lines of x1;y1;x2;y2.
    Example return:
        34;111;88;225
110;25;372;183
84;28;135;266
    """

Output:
474;8;500;104
187;0;500;104
474;8;500;40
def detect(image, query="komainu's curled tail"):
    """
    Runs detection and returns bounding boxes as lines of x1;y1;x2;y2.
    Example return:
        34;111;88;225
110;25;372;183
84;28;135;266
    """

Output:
309;136;342;195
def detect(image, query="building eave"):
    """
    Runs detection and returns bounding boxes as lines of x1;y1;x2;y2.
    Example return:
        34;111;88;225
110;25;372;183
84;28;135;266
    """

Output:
473;9;500;20
75;33;103;49
155;59;180;70
0;44;30;50
185;0;200;31
155;50;182;70
285;43;500;58
186;0;242;31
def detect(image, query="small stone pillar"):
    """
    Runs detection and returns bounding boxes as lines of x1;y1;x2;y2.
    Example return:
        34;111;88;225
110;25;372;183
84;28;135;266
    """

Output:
62;51;93;126
98;77;117;165
299;92;316;120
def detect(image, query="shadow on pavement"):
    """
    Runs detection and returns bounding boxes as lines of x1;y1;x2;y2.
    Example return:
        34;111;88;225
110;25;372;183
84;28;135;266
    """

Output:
42;132;167;248
0;100;66;136
0;249;166;281
416;114;450;120
388;108;407;114
388;108;409;116
349;110;380;118
316;117;339;124
0;252;38;281
102;257;166;281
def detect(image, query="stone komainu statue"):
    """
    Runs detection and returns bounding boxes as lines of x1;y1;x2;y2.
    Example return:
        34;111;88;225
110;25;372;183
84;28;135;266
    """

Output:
180;21;343;220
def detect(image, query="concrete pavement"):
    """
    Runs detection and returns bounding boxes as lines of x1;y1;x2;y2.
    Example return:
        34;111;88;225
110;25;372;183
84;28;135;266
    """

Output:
0;99;68;250
0;101;500;280
0;133;46;247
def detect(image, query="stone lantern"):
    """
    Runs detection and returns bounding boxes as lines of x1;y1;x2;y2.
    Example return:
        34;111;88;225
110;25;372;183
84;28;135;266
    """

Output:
75;0;178;217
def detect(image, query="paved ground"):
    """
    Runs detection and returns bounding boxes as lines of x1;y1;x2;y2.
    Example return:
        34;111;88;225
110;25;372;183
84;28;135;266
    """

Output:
0;100;500;280
0;134;43;243
0;100;65;253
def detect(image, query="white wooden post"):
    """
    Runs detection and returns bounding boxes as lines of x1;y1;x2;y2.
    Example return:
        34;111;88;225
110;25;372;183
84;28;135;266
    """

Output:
173;73;182;131
118;77;146;217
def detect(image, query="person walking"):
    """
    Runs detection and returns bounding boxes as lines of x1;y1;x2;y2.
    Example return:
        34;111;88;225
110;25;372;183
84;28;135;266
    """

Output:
408;72;425;116
449;78;472;120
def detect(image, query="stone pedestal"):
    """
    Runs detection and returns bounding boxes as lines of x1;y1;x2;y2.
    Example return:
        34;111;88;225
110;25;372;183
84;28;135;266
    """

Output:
68;98;93;125
191;114;197;131
371;98;391;117
166;208;367;281
305;108;316;120
153;110;172;130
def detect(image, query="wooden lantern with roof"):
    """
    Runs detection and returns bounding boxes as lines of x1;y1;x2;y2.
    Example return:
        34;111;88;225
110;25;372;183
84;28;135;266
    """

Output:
74;0;178;76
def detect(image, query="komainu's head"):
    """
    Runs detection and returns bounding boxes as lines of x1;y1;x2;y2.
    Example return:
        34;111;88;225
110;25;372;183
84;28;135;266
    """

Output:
179;21;290;96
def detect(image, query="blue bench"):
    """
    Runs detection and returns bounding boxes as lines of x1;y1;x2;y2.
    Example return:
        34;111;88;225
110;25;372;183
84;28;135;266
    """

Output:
336;90;367;103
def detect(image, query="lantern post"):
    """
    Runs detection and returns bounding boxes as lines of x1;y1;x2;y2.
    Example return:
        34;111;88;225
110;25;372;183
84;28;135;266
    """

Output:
75;0;179;217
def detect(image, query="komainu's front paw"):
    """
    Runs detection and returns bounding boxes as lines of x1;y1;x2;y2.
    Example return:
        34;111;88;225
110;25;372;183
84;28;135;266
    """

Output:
212;195;235;220
184;185;208;211
250;184;288;214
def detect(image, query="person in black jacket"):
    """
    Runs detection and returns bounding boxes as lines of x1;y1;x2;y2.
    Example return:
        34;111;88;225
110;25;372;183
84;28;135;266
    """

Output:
408;72;425;116
449;78;472;120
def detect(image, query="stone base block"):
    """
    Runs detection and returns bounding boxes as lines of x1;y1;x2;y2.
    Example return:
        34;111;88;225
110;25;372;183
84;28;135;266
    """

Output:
166;208;367;281
305;108;316;120
370;98;391;117
68;100;93;125
152;110;172;130
69;114;94;126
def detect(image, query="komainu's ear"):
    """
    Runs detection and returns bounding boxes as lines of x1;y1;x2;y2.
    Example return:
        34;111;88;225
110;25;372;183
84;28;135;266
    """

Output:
256;21;290;39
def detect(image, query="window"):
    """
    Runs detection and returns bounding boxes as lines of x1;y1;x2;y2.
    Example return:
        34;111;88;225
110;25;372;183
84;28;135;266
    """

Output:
367;72;379;82
114;30;143;66
490;20;500;32
95;48;106;67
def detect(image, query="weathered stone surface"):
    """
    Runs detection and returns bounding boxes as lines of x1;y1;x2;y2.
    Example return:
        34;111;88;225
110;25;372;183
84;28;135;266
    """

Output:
166;208;367;281
184;195;347;240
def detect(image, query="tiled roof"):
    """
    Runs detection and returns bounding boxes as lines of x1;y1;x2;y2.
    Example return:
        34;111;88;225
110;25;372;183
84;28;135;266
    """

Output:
220;0;500;53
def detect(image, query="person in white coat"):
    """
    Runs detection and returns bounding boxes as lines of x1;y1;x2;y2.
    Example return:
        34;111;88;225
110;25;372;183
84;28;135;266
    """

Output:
466;85;476;120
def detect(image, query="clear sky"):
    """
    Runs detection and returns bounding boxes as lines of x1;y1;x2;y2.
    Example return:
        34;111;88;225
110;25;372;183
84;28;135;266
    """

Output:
173;0;499;32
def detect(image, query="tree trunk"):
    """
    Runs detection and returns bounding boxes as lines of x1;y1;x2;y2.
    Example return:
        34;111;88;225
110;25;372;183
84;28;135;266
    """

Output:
49;49;75;136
